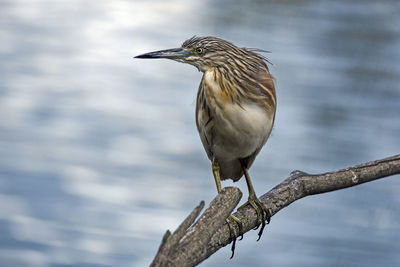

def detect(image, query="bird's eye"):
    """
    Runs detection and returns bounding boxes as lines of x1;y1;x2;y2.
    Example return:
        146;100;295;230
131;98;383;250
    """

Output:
195;47;203;55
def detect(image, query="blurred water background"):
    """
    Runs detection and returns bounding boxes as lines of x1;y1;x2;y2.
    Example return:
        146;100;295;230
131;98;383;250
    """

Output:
0;0;399;266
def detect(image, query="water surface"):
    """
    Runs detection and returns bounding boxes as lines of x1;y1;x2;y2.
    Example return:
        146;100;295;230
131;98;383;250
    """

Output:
0;1;399;266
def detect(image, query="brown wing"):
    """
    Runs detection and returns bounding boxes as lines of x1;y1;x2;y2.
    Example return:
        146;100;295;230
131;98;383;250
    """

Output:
195;79;214;161
241;69;276;169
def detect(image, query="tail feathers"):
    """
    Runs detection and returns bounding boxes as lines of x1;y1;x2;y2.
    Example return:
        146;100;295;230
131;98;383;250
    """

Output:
219;160;243;182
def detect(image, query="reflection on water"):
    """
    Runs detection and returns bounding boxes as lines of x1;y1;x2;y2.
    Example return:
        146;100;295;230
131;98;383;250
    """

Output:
0;0;399;266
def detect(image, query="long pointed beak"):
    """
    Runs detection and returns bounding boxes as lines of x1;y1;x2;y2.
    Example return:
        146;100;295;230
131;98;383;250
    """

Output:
134;48;193;59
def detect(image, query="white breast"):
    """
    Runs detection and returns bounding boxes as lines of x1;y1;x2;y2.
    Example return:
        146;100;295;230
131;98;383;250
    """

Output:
202;70;273;161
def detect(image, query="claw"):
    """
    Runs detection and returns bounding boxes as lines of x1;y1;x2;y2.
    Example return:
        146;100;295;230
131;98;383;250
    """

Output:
226;214;243;258
238;165;272;241
255;199;271;240
226;217;236;259
230;237;236;259
238;195;271;240
256;201;266;241
232;214;244;240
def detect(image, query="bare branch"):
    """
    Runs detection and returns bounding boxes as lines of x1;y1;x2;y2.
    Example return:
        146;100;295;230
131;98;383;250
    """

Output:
151;154;400;266
151;187;242;267
150;201;205;267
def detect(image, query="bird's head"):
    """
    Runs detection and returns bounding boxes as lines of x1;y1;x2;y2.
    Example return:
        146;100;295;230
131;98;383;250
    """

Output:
135;36;259;72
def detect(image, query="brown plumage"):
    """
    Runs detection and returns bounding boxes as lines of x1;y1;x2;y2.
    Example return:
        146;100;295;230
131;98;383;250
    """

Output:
186;37;276;182
135;36;277;255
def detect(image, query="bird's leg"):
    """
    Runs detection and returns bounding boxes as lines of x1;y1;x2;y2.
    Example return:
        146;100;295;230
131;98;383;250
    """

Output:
212;159;222;193
212;159;243;258
238;166;271;241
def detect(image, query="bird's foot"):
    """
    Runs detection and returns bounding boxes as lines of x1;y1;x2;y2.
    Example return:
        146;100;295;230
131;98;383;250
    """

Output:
226;214;243;259
238;196;271;241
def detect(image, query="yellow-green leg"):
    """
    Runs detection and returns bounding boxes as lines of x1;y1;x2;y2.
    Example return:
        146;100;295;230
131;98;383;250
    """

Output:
212;159;243;258
238;167;271;240
212;159;222;193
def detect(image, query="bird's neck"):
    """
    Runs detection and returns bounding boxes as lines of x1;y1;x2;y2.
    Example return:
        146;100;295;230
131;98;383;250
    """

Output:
202;68;242;107
202;66;276;111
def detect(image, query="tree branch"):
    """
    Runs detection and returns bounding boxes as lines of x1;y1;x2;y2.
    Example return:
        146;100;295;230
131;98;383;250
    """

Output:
151;154;400;267
150;187;242;267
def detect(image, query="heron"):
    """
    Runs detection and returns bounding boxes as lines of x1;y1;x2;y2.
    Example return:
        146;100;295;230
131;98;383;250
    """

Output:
135;36;276;256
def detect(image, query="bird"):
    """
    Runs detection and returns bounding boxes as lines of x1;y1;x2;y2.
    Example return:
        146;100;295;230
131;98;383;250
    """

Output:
135;36;276;256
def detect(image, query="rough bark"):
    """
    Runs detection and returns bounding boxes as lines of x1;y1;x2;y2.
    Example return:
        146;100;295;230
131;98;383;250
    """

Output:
150;154;400;267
